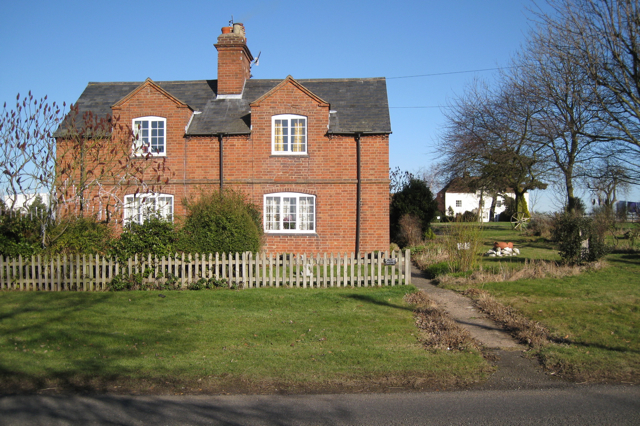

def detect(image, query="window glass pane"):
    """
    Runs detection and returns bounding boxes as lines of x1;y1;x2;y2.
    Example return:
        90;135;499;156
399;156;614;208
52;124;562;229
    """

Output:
283;197;296;229
133;119;164;156
265;197;280;230
291;119;305;152
274;120;284;152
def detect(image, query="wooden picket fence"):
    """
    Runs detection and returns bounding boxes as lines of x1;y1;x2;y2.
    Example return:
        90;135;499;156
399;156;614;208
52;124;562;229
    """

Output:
0;250;411;291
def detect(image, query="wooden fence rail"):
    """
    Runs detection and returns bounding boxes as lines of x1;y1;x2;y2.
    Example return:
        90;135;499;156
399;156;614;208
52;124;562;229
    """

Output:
0;250;411;291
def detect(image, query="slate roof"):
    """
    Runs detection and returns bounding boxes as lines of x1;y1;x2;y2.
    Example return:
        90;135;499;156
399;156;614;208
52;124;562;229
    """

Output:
57;77;391;136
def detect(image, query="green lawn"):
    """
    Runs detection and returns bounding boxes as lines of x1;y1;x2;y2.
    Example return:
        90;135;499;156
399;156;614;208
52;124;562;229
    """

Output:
0;286;490;393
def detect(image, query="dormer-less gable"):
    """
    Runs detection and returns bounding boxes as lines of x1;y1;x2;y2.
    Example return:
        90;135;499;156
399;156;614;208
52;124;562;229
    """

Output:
112;78;192;112
250;76;330;109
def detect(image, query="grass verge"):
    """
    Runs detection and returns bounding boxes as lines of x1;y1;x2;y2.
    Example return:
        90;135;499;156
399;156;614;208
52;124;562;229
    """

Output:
0;286;490;394
473;252;640;383
424;222;639;383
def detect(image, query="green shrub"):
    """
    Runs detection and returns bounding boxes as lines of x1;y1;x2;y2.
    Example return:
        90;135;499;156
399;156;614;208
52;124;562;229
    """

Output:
390;177;438;245
46;216;112;256
460;210;478;222
526;213;555;239
109;217;179;260
180;189;262;255
552;213;610;265
0;205;48;258
423;227;437;240
187;277;230;290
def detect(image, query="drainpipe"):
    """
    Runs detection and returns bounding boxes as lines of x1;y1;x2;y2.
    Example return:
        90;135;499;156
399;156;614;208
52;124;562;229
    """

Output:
218;134;225;190
355;132;362;255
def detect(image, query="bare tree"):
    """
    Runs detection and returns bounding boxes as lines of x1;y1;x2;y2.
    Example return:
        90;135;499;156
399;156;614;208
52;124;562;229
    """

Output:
512;17;610;213
54;105;172;221
539;0;640;176
1;92;174;251
0;92;63;210
414;164;446;195
439;78;548;218
585;158;630;208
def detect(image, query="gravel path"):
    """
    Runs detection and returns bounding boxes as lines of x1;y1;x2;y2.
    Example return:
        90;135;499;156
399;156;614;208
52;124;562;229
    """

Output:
410;265;568;390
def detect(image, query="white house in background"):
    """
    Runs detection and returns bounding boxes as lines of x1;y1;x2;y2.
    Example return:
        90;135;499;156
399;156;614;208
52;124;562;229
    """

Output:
2;193;50;212
436;177;529;222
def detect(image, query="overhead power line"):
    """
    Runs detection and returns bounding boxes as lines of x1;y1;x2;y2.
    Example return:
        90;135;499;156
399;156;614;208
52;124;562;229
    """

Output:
389;106;445;109
387;66;512;80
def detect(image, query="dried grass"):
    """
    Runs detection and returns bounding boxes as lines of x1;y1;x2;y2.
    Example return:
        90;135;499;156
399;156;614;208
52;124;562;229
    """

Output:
464;289;551;348
436;259;606;287
412;242;449;270
405;292;480;351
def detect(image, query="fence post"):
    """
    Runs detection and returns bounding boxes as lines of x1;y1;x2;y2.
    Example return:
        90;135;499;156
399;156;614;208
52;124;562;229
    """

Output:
404;249;411;285
391;250;401;286
242;252;247;288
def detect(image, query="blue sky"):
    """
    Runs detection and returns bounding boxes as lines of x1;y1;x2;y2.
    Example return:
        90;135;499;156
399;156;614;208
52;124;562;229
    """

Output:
2;0;634;211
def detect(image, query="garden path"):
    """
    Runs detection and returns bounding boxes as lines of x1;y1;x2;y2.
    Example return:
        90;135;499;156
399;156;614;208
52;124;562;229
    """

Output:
411;265;568;390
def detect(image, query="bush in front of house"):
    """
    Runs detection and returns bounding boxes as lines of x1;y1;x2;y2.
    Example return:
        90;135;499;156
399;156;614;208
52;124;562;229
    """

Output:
0;196;53;258
179;189;263;255
46;216;112;256
108;216;180;260
390;177;438;247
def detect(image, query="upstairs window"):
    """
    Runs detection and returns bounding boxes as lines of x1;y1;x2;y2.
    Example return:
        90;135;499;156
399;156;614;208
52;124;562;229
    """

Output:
272;114;307;155
455;200;462;207
264;193;315;233
123;193;173;224
132;117;166;156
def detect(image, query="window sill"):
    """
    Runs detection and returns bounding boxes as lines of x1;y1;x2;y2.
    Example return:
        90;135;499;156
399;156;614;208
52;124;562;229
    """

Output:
270;154;309;158
265;232;319;237
131;154;167;158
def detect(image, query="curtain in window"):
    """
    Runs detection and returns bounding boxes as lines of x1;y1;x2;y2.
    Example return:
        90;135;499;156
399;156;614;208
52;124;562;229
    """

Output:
265;197;280;230
299;197;314;230
158;196;173;220
124;197;140;224
274;120;285;152
283;197;296;229
291;119;305;152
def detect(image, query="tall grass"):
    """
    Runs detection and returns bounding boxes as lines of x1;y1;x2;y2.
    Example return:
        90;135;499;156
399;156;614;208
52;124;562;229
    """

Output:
444;220;483;273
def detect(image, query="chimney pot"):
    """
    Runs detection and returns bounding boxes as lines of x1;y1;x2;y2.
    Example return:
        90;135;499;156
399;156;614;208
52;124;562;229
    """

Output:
232;23;245;37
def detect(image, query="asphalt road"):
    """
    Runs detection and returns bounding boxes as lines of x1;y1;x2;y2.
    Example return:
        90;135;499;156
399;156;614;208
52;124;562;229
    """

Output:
1;385;639;425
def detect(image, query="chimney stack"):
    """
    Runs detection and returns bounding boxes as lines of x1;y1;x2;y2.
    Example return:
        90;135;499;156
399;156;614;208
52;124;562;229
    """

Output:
215;23;253;97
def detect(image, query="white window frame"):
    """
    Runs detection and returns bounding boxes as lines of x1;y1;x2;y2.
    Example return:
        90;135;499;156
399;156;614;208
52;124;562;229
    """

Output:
455;200;462;208
271;114;307;155
123;193;174;224
132;116;166;157
263;192;315;233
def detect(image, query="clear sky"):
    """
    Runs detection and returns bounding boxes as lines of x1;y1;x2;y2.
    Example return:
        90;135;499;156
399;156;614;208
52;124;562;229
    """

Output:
1;0;636;211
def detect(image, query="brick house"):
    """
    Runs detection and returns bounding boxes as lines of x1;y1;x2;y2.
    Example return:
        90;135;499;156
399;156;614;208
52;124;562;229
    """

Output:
56;23;391;254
